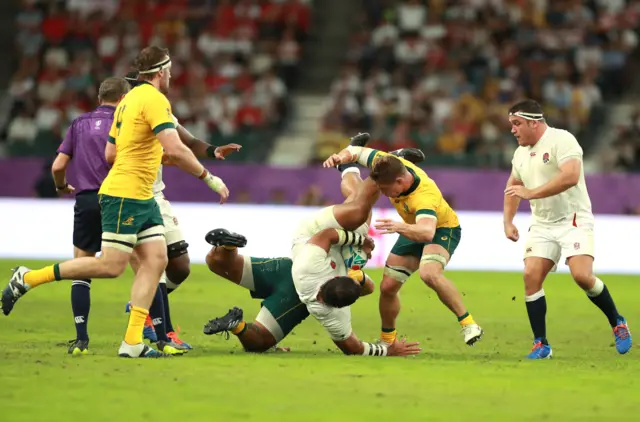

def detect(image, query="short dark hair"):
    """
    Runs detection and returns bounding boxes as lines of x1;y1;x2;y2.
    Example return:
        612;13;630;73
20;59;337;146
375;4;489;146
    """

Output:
370;155;407;184
318;276;360;308
98;77;130;103
134;46;170;81
508;99;544;117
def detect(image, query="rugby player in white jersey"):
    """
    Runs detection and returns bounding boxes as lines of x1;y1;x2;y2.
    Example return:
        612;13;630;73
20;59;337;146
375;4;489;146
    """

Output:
116;72;240;349
290;136;421;357
503;99;631;359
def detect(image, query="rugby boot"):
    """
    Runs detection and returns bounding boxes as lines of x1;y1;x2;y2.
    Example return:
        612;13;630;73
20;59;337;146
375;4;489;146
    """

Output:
118;341;170;358
390;148;426;164
337;132;370;172
613;317;632;354
526;339;553;359
67;339;89;356
168;329;193;350
1;266;30;316
205;229;247;248
203;307;244;338
461;323;483;346
156;339;187;355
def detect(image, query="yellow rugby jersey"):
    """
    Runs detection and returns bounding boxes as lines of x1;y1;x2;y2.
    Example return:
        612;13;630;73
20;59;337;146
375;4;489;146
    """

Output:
366;150;459;228
99;82;174;200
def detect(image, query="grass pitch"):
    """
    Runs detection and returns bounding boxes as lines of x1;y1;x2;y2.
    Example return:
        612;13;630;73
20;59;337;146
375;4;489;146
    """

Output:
0;260;638;422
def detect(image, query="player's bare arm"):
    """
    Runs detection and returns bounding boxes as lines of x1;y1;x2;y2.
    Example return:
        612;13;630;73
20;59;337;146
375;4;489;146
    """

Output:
375;216;436;243
51;152;75;195
105;142;116;165
176;124;241;160
503;172;523;242
505;159;580;200
157;127;230;203
323;145;376;168
308;228;375;258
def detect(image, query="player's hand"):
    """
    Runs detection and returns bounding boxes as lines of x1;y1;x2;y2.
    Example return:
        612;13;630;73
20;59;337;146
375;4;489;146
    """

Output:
162;152;176;166
362;235;375;258
504;185;534;200
504;222;519;242
374;218;403;234
56;183;75;195
323;154;342;168
387;338;421;357
218;185;230;204
214;143;242;160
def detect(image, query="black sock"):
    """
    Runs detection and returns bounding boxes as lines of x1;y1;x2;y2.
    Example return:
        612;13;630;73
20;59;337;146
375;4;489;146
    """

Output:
159;283;175;333
149;286;168;342
71;280;91;341
525;292;547;344
587;281;621;327
337;162;358;172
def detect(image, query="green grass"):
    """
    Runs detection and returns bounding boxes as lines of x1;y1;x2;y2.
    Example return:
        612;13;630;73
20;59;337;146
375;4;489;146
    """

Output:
0;260;638;422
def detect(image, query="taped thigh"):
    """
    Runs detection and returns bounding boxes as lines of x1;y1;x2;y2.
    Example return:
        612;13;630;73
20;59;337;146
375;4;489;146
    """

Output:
255;306;285;343
135;225;166;247
420;253;448;269
101;232;136;253
383;265;413;283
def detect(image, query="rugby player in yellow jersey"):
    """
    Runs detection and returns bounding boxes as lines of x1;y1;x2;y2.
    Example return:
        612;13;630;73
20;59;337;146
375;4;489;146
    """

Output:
1;46;230;358
324;144;483;346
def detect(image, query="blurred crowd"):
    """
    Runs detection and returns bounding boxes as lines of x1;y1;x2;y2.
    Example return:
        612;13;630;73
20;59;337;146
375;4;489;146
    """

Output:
316;0;640;168
4;0;311;160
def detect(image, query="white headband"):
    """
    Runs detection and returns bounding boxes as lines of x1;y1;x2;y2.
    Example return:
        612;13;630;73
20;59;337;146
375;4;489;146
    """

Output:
138;57;171;74
509;111;544;121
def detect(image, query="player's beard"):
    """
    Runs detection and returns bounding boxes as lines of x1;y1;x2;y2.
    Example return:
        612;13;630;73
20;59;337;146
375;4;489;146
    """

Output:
160;78;170;95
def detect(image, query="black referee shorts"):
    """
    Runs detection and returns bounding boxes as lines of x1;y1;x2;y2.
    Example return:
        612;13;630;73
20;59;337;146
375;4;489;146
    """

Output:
73;190;102;253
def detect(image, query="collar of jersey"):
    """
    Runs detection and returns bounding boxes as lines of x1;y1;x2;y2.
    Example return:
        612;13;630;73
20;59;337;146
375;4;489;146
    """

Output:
398;167;420;197
98;105;116;110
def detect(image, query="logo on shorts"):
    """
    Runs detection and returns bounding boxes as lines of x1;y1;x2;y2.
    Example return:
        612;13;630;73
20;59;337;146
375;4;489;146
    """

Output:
441;236;448;241
330;261;336;269
122;216;134;226
574;242;580;250
526;247;532;253
542;152;550;164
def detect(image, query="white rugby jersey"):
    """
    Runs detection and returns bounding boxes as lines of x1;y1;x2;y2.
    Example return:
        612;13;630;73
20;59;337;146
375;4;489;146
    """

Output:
152;114;180;196
511;126;593;224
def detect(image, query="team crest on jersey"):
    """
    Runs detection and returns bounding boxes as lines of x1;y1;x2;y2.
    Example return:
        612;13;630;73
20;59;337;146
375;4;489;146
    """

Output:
574;242;580;250
542;153;550;164
173;216;179;226
403;203;410;213
330;261;336;269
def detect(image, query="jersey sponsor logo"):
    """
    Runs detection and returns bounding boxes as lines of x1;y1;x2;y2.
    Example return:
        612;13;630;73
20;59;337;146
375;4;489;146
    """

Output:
173;216;179;226
122;216;134;226
574;242;580;250
542;152;550;164
526;247;532;253
530;152;536;157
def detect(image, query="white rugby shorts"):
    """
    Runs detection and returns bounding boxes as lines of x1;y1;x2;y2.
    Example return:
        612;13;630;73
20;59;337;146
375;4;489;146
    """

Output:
154;194;185;246
524;214;594;271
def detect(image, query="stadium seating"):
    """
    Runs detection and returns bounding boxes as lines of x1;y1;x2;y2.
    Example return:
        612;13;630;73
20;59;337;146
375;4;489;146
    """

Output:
316;0;640;168
3;0;312;162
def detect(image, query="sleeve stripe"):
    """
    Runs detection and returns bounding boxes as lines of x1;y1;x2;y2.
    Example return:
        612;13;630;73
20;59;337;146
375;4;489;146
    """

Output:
107;136;116;144
152;122;176;135
416;209;437;217
366;150;379;168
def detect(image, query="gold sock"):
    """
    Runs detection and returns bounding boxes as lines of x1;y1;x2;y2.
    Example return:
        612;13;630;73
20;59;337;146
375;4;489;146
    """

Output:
124;306;149;345
23;264;59;289
231;320;246;335
380;329;396;344
459;313;476;326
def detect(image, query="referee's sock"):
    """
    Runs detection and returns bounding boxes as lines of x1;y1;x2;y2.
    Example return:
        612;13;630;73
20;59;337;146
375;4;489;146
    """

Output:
149;286;169;342
586;277;621;327
71;280;91;341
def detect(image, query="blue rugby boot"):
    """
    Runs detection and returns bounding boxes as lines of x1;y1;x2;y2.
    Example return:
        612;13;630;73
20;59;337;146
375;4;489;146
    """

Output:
526;339;553;359
613;317;632;354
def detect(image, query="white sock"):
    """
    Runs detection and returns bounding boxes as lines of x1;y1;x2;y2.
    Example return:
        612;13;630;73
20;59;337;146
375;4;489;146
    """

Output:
525;289;545;302
586;277;605;297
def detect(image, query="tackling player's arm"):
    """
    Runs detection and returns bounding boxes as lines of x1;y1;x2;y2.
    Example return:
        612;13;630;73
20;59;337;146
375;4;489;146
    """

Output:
51;123;76;194
503;168;523;242
323;146;380;168
376;193;439;242
146;94;230;202
105;142;116;165
176;124;241;160
334;331;420;357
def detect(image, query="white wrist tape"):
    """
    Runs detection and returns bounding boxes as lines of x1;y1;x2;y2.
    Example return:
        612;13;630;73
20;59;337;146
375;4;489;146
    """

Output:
362;342;388;356
335;229;365;246
203;172;226;193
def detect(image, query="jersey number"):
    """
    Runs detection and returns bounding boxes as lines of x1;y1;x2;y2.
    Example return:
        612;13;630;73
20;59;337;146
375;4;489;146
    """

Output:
115;104;127;136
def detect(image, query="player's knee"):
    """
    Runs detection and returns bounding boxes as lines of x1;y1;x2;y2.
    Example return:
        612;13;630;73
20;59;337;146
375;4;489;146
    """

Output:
205;248;223;273
570;268;593;289
101;258;128;278
166;255;190;285
523;266;545;293
380;277;401;297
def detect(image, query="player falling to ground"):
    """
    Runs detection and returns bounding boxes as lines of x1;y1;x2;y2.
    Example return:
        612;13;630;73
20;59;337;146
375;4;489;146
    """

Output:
119;71;241;351
1;46;229;358
202;136;427;353
324;137;483;347
503;99;631;359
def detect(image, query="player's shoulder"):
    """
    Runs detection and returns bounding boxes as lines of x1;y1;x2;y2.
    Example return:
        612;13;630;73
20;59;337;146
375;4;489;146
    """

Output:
547;127;578;144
